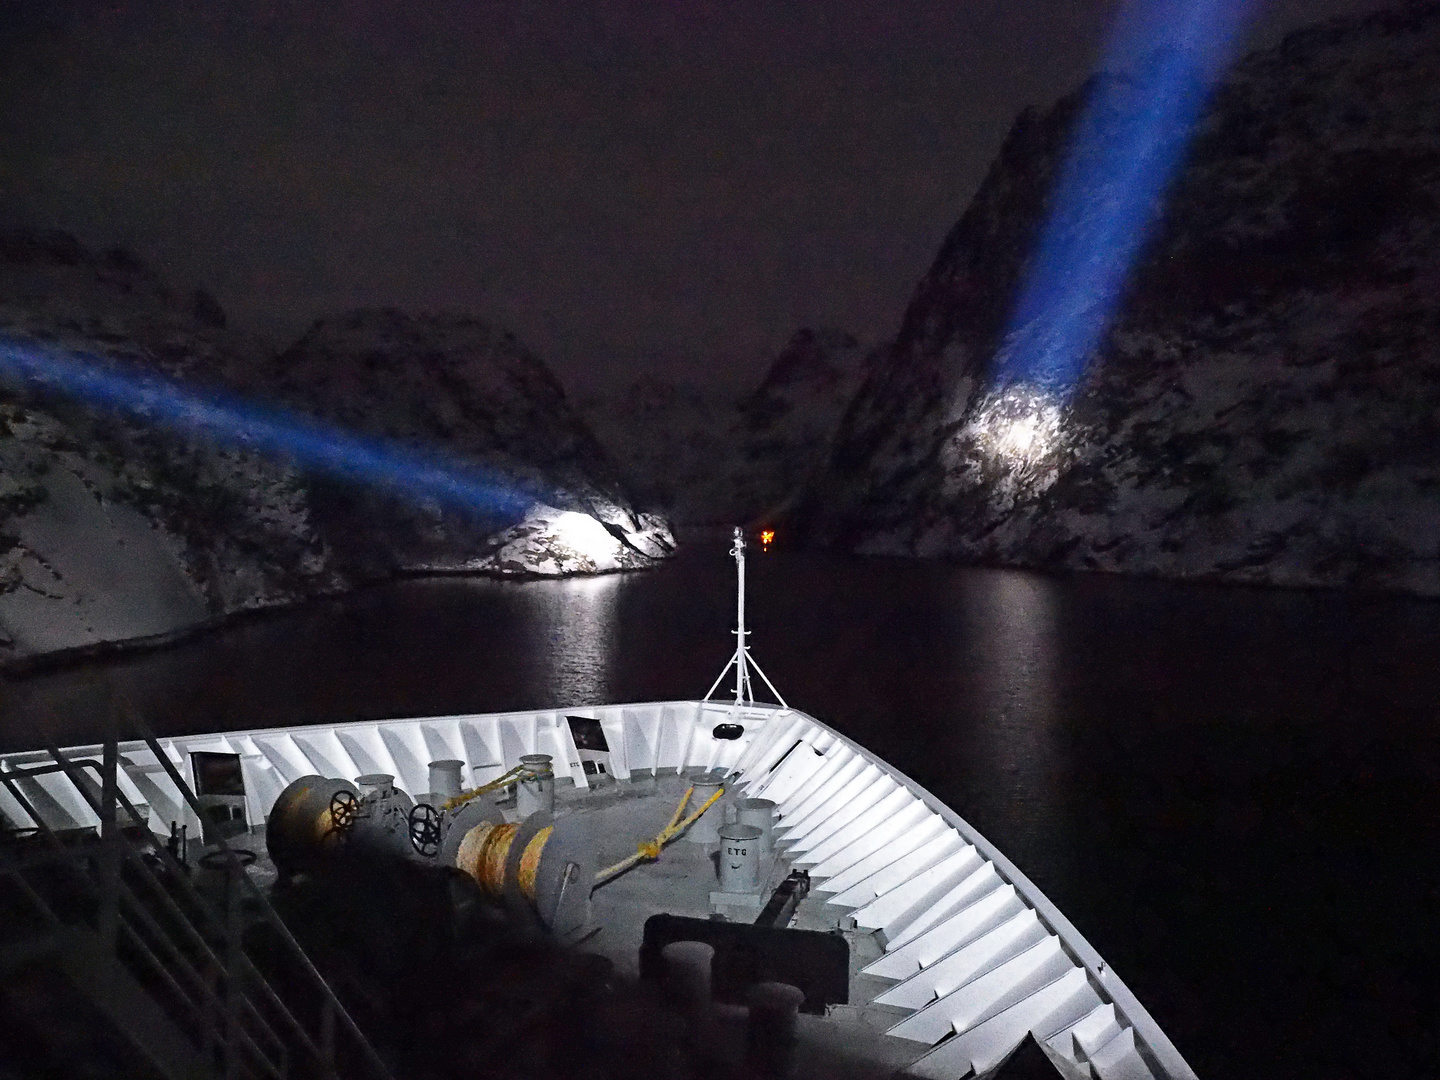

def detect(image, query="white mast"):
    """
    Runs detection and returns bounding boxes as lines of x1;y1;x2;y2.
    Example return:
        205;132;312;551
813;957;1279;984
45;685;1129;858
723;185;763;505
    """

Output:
704;527;788;708
733;526;751;704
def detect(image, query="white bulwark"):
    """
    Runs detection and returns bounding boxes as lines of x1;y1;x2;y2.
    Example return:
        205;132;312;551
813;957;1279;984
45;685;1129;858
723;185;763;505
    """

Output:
0;699;1197;1080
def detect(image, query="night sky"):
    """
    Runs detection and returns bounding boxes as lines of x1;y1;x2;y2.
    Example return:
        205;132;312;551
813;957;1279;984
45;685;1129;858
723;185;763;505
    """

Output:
0;0;1394;391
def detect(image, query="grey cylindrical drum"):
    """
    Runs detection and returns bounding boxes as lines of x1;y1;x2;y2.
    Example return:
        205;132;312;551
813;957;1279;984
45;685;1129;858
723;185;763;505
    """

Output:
265;775;359;874
718;823;762;893
517;754;555;817
735;797;777;855
356;773;395;798
684;776;726;844
428;760;464;803
661;940;714;1009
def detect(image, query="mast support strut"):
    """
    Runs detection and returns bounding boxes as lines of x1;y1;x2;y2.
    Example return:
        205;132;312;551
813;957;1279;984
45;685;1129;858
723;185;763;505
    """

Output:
705;527;788;709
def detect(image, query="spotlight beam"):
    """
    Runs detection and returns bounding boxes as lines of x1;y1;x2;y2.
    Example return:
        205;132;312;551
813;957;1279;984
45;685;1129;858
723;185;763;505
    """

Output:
0;336;532;520
995;0;1252;394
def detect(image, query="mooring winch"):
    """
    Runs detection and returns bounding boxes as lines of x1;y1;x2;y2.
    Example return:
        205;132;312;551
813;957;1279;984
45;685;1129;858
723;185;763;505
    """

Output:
266;757;595;939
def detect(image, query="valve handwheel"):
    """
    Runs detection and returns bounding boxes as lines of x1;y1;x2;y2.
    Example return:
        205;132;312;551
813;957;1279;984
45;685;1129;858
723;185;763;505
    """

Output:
329;789;358;832
409;803;442;858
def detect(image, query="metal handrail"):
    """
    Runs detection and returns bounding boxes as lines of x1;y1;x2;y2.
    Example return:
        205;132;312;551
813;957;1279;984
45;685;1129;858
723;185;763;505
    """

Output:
0;763;285;1080
0;832;64;927
130;717;395;1080
33;746;319;1077
26;751;291;1060
1;745;358;1080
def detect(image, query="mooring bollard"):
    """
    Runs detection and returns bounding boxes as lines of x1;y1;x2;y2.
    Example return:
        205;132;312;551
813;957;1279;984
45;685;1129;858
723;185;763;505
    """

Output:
516;754;554;816
427;759;464;803
735;797;777;855
747;981;806;1078
684;776;726;844
661;939;715;1010
718;823;762;893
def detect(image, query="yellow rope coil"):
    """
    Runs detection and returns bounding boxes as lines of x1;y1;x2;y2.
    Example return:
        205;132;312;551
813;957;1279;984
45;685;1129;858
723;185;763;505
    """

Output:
517;826;553;901
482;824;516;894
459;779;727;895
457;822;513;896
456;821;554;901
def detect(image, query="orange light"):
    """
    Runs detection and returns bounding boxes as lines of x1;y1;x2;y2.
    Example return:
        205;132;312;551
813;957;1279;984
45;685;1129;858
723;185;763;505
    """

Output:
760;530;775;547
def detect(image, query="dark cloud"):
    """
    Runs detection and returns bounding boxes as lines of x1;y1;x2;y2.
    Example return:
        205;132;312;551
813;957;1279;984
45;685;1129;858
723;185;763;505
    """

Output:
0;0;1395;390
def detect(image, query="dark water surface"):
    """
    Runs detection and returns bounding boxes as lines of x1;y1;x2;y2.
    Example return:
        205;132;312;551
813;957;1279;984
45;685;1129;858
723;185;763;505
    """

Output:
3;536;1438;1079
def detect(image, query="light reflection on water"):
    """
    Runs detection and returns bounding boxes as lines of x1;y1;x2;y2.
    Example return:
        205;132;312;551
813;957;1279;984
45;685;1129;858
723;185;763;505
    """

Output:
961;570;1057;731
524;573;620;707
956;571;1068;860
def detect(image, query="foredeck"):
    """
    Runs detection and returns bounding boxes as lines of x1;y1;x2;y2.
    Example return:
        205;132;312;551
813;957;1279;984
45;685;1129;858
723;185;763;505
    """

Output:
0;700;1198;1080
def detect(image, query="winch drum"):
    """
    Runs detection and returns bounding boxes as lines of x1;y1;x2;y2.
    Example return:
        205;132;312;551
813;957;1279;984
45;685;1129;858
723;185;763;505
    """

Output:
266;775;360;873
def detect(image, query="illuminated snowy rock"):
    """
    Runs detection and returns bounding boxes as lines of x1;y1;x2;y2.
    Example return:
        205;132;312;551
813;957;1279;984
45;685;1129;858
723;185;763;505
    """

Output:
952;385;1068;489
265;308;670;578
804;7;1440;595
462;504;674;576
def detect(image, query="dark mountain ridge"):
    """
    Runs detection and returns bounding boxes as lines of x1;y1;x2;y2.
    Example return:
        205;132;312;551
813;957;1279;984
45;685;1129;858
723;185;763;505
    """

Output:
800;3;1440;595
0;234;669;664
580;327;870;526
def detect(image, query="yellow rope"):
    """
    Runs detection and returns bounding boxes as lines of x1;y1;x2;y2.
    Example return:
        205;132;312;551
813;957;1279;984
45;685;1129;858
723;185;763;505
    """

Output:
671;785;725;841
482;824;516;894
442;765;526;812
662;787;694;836
593;783;725;886
457;821;555;901
457;822;516;896
517;826;553;900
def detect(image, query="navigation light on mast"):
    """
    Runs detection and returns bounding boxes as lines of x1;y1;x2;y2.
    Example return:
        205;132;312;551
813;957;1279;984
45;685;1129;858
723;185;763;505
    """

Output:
704;527;788;708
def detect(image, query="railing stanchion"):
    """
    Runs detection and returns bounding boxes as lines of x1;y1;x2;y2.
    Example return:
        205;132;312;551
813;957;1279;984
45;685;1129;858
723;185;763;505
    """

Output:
98;730;121;948
321;997;337;1080
224;857;244;1080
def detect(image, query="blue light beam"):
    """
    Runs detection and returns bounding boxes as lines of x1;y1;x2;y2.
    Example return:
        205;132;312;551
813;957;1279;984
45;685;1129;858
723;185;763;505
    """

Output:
994;0;1252;394
0;336;532;519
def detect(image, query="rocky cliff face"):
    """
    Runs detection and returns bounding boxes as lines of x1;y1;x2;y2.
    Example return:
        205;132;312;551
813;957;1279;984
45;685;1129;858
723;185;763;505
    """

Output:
803;5;1440;595
582;328;869;525
0;230;335;659
0;235;669;664
733;329;873;521
263;310;672;577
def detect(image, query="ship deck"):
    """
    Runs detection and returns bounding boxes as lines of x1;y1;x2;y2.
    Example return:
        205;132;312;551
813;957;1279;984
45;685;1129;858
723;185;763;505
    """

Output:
0;700;1197;1080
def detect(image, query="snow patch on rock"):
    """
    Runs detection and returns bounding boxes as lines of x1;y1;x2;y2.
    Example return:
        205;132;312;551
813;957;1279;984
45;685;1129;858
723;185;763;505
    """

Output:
448;504;675;577
0;237;672;664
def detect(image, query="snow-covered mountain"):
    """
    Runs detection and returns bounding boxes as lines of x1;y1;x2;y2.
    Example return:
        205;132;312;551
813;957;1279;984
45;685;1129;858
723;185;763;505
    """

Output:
581;328;869;525
262;309;671;577
0;234;669;664
801;5;1440;595
0;230;336;660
